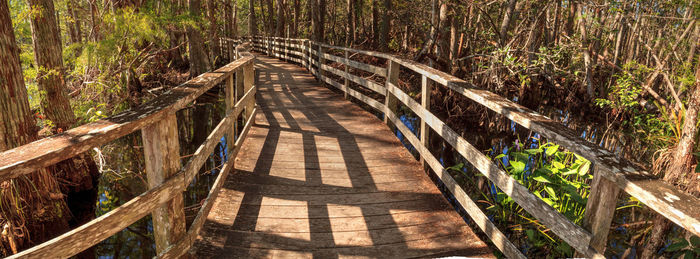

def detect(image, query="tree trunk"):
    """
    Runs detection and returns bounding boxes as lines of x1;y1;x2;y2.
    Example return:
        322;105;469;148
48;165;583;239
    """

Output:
641;45;700;258
578;7;594;98
0;0;71;255
66;0;81;45
345;0;354;46
371;0;378;45
266;0;274;34
293;0;299;37
249;0;257;36
207;0;221;66
378;0;391;50
276;0;284;36
188;0;211;76
499;0;517;44
89;0;100;41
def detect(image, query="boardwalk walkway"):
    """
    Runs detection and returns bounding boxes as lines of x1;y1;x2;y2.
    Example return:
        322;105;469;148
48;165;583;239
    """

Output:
191;54;492;258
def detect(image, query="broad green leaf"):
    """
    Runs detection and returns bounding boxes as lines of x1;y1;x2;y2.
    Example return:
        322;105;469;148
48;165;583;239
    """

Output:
667;239;689;252
525;148;542;155
690;235;700;247
562;168;578;176
533;175;553;184
544;186;558;200
552;160;565;169
510;161;526;173
545;144;560;156
578;160;591;176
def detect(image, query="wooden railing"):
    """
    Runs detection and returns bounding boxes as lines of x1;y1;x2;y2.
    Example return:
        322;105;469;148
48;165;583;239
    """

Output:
247;35;700;259
0;40;256;258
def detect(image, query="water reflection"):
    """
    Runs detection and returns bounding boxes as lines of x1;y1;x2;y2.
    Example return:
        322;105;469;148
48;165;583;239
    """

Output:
92;86;229;258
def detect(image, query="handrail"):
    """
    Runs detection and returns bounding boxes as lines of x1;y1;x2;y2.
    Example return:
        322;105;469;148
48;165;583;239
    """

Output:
246;35;700;258
3;40;257;258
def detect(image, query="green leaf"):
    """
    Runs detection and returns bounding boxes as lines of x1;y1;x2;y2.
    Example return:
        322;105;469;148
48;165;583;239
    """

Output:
667;239;689;252
552;160;565;169
533;175;554;184
545;144;560;156
544;186;558;200
578;161;591;176
447;163;464;172
525;148;542;155
562;168;578;176
690;235;700;247
526;229;535;240
510;161;526;174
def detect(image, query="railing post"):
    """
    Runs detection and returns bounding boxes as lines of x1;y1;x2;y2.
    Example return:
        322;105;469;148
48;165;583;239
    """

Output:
141;114;186;254
384;60;399;131
318;44;323;78
344;49;349;99
578;167;621;255
308;40;313;72
226;73;238;153
244;62;255;123
420;75;431;166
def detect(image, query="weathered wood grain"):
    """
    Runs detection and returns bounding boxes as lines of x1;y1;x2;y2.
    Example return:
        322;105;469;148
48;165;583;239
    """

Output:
0;56;254;180
192;55;492;258
320;63;386;95
386;82;593;254
320;52;387;75
142;114;186;253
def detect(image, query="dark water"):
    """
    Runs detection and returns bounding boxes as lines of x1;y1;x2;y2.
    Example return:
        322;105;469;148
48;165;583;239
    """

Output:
92;87;229;258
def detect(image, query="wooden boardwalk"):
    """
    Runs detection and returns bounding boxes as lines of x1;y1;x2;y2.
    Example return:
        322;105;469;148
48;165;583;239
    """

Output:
191;55;492;258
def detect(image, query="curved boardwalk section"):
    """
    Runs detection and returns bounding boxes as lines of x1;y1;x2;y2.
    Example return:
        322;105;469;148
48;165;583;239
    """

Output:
192;55;492;258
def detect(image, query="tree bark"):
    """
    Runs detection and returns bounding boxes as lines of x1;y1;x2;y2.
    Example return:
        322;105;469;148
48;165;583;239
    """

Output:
346;0;354;46
499;0;517;44
378;0;391;50
0;1;71;255
276;0;285;36
207;0;221;66
641;42;700;258
26;3;100;258
66;0;81;45
188;0;211;76
249;0;257;36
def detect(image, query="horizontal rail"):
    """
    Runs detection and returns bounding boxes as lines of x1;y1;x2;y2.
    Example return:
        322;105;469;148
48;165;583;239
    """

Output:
251;35;700;258
4;41;257;258
0;55;254;181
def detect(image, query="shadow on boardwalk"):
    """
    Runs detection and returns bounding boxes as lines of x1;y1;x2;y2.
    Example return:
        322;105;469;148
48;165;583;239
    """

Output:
191;55;493;258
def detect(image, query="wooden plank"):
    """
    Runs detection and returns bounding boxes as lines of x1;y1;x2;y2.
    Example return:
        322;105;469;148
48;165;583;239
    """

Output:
420;75;431;167
141;113;186;253
441;81;700;238
319;75;384;111
580;168;621;255
8;162;187;258
383;106;525;259
384;60;399;130
320;63;386;95
159;108;257;258
0;56;254;181
320;52;387;75
386;82;594;254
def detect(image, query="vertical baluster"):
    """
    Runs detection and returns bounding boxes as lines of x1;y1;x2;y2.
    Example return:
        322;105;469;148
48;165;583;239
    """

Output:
420;75;431;166
344;49;349;99
318;44;323;78
384;60;399;131
308;40;313;72
141;114;185;253
244;62;255;123
578;167;620;255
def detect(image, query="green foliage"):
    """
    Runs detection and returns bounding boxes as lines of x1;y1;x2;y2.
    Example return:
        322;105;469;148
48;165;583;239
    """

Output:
666;235;700;259
596;62;650;111
451;139;594;257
